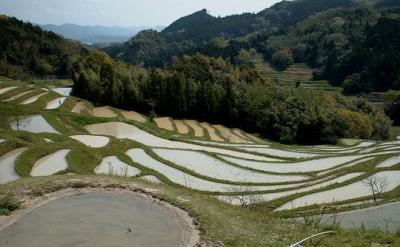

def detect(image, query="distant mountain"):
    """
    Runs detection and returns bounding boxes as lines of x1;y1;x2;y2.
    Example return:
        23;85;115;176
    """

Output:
161;0;355;43
40;24;164;44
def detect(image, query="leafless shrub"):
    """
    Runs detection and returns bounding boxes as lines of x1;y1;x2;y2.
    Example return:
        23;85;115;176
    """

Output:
362;175;388;202
228;186;261;208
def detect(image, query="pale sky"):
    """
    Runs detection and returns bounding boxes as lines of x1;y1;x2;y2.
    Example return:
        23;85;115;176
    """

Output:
0;0;281;27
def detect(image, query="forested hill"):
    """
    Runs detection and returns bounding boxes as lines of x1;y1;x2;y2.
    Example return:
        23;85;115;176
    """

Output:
161;0;355;44
0;16;87;80
104;0;356;66
103;0;400;94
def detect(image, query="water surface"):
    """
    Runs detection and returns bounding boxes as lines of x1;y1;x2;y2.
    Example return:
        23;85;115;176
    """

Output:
0;192;185;247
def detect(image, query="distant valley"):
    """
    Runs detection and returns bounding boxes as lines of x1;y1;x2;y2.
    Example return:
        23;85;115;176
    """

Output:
40;23;164;44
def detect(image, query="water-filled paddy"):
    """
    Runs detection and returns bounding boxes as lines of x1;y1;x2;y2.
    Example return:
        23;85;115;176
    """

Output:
153;149;308;183
70;135;110;148
10;115;59;134
0;86;17;95
95;156;140;176
30;149;70;176
0;148;27;184
277;170;400;210
86;122;276;161
45;97;66;109
318;202;400;232
2;90;35;102
220;152;395;173
376;155;400;168
20;92;48;104
217;172;364;205
52;87;72;96
127;149;298;192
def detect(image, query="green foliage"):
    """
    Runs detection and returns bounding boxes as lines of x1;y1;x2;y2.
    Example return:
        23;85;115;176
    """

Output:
234;49;256;68
0;194;21;216
385;95;400;125
342;16;400;93
0;16;87;79
73;51;390;144
271;49;294;70
259;6;400;93
337;109;373;138
103;0;355;69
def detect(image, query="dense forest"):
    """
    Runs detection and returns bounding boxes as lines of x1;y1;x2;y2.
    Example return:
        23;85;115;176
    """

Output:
261;7;400;94
104;0;400;94
0;15;87;79
72;51;390;144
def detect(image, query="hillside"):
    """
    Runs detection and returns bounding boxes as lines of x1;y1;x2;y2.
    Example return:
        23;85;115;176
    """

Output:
1;76;400;246
260;6;400;93
103;0;400;94
104;0;356;67
0;16;88;80
162;0;355;44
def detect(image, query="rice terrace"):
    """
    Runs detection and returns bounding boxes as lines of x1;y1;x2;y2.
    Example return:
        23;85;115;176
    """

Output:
1;0;400;246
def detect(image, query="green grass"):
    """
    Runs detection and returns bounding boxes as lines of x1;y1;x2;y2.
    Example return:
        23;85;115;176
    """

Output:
30;78;73;87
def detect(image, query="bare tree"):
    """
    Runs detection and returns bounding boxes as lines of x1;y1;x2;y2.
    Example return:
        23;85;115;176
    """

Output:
228;186;260;208
362;175;388;202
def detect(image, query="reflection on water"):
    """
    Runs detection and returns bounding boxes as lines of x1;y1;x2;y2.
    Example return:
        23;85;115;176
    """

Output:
0;192;184;247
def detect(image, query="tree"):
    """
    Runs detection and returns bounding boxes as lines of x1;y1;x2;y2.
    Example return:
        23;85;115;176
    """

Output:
385;96;400;126
271;49;294;70
234;49;255;68
362;175;388;202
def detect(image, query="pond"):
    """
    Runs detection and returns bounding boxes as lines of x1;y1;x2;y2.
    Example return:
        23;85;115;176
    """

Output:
319;202;400;232
0;192;189;247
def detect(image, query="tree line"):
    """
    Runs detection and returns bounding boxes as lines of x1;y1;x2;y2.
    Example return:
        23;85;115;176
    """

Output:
72;51;391;144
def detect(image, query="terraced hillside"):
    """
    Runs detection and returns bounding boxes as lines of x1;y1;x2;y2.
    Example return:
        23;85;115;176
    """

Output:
253;55;342;92
1;77;400;222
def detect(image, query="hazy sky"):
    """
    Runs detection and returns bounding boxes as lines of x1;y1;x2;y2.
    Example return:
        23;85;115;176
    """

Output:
0;0;281;27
